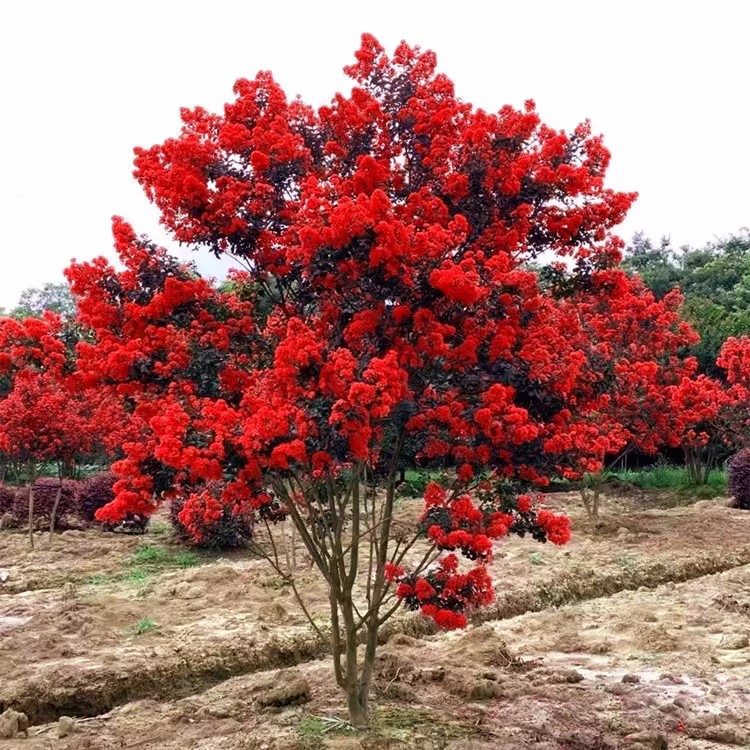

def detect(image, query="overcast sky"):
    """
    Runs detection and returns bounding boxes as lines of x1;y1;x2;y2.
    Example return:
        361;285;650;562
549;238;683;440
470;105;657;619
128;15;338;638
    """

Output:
1;0;748;309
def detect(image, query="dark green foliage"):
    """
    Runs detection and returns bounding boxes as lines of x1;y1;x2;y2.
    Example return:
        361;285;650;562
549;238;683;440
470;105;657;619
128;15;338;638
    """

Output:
623;233;682;299
397;469;452;498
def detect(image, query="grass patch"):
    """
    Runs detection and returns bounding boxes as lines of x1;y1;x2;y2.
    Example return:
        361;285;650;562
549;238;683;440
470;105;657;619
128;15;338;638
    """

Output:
126;569;149;584
614;552;640;570
83;544;203;591
297;716;326;748
148;520;171;537
297;707;468;750
372;706;468;744
133;616;157;635
175;551;200;568
607;466;726;492
297;715;355;749
132;545;171;565
130;544;201;571
124;545;201;587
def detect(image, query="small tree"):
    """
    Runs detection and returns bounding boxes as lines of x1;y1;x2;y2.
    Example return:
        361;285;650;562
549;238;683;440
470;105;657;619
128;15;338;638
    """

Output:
66;36;650;725
540;277;704;516
171;483;255;549
0;315;92;542
670;374;730;485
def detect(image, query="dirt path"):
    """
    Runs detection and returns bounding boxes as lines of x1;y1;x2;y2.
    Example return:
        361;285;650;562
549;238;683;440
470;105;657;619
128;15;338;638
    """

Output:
7;563;750;749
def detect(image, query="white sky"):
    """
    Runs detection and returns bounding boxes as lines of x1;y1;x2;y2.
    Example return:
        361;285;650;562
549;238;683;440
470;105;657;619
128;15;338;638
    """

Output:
1;0;748;309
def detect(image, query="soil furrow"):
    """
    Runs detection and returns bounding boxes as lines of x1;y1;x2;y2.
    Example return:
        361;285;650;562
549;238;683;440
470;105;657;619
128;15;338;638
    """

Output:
5;545;750;725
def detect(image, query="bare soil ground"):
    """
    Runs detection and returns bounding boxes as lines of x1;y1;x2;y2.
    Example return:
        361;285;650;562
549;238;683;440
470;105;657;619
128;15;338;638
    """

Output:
1;492;749;748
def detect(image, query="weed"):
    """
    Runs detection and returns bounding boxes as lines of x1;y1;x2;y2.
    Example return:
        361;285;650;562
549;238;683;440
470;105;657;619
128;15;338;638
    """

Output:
132;545;170;565
297;715;358;750
175;551;200;568
297;716;338;749
373;706;468;744
529;552;543;566
614;553;639;570
126;569;149;584
148;521;171;537
320;717;354;734
133;616;156;635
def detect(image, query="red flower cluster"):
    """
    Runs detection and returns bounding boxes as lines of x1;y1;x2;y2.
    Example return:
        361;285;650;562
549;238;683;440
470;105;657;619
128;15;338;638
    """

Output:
536;278;714;476
422;488;513;563
389;554;494;630
536;509;572;545
0;314;121;475
171;482;256;548
384;483;569;627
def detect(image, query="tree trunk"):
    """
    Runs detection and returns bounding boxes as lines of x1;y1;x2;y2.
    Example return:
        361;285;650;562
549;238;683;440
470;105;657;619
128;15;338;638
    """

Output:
28;485;35;548
684;446;706;485
27;463;36;549
340;595;372;728
580;487;591;519
346;683;369;728
592;484;601;517
49;481;63;535
581;474;601;519
275;460;405;729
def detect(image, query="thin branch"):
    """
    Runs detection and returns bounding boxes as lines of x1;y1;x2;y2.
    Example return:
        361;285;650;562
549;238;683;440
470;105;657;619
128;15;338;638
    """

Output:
249;528;325;642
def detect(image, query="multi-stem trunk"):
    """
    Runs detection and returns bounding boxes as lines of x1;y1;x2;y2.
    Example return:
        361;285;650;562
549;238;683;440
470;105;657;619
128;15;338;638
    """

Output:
581;471;602;519
271;436;427;728
684;445;710;486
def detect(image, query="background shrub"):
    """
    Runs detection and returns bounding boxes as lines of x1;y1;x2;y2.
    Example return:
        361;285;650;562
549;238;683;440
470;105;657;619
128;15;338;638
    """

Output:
77;471;149;533
78;471;117;522
0;483;15;515
728;449;750;510
13;478;80;527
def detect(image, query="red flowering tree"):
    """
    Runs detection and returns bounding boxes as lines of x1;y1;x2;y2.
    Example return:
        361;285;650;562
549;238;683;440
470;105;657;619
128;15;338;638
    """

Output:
670;373;731;484
714;336;750;449
541;278;709;515
0;314;92;542
0;312;126;538
66;35;643;725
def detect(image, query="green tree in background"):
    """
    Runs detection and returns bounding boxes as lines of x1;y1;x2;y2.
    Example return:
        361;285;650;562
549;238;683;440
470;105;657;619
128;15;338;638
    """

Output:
624;229;750;376
11;282;77;321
